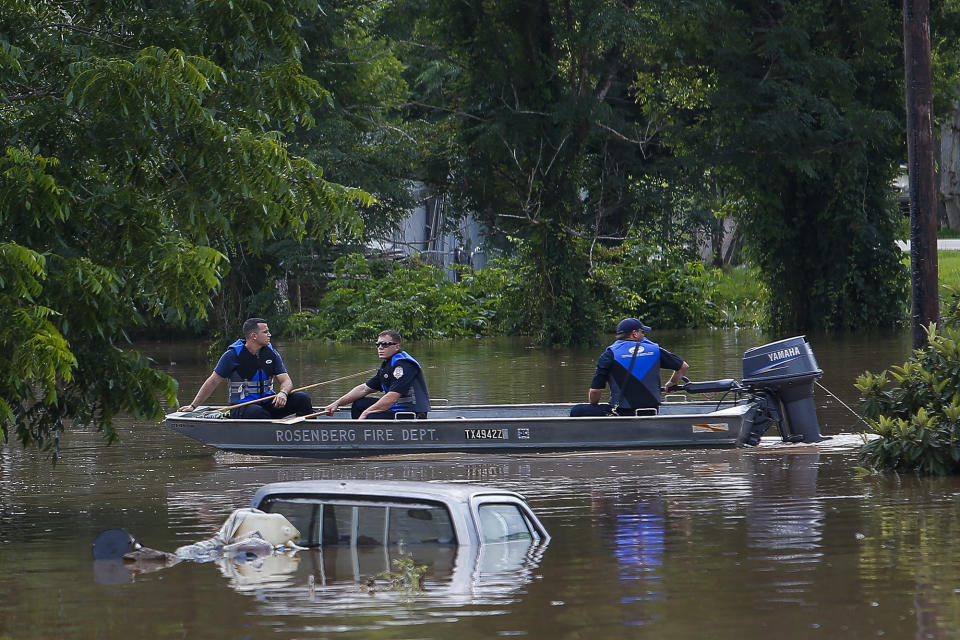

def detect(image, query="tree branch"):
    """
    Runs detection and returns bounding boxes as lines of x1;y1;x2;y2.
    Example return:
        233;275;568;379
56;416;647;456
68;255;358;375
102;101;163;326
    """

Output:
31;22;136;50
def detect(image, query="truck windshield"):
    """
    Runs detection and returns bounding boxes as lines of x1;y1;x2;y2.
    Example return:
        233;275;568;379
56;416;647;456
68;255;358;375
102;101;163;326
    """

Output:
258;496;456;546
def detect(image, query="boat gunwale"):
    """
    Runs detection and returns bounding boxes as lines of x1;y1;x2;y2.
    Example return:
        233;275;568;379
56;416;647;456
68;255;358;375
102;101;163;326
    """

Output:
165;399;755;425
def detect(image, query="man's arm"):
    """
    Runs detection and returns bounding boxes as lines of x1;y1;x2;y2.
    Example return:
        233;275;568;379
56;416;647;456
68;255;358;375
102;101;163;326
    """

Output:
664;361;690;391
587;349;612;404
271;372;294;408
323;383;376;415
357;391;402;419
179;372;225;411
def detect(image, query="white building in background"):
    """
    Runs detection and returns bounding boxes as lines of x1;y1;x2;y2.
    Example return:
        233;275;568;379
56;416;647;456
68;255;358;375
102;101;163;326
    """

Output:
367;184;489;281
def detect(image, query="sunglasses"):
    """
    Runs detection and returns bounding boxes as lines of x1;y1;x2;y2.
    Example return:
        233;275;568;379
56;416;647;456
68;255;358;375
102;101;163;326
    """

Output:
375;341;398;348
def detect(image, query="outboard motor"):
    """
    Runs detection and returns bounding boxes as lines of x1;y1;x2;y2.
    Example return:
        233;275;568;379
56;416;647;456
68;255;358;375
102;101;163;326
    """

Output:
741;336;823;443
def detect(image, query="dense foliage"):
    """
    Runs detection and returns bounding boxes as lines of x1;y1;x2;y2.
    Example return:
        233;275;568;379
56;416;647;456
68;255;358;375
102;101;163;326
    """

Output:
857;289;960;474
388;0;910;339
289;241;740;342
654;0;909;332
288;253;513;340
242;1;422;325
591;234;723;330
391;0;688;344
0;1;368;455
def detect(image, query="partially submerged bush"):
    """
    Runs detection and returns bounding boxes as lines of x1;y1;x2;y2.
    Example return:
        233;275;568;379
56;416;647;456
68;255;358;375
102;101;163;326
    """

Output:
287;253;514;341
591;233;725;330
285;234;763;343
857;288;960;474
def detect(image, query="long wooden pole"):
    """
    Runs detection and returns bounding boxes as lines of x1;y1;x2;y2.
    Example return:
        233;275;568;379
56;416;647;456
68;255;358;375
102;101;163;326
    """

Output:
203;369;374;414
904;0;939;348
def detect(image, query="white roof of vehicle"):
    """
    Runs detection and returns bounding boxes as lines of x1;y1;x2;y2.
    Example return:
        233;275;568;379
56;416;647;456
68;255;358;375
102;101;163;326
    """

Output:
250;479;527;506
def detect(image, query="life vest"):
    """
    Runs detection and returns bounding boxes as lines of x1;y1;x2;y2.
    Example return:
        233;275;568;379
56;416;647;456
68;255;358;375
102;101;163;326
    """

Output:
225;339;281;404
379;351;431;413
607;338;662;409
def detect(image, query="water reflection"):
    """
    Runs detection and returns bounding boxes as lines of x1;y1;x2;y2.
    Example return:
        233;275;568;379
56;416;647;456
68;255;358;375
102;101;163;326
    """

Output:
92;559;138;586
610;499;666;628
578;452;828;628
855;474;960;638
743;454;824;607
214;551;301;591
224;539;548;595
7;437;960;639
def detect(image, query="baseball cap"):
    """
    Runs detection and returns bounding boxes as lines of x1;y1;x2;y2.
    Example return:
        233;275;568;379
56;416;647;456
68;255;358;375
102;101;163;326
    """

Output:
616;318;652;334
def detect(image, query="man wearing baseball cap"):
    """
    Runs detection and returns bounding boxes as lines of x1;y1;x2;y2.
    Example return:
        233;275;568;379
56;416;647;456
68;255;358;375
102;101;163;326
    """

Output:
570;317;689;416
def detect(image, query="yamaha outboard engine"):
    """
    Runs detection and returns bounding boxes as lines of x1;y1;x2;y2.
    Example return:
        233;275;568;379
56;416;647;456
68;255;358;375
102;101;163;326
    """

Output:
742;336;823;443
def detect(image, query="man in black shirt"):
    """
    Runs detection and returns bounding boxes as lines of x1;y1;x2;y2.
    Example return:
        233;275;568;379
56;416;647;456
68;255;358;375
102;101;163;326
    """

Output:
571;318;688;417
322;330;431;419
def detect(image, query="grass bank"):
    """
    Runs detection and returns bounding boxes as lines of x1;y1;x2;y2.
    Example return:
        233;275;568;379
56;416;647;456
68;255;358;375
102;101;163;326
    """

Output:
940;251;960;290
900;251;960;297
708;250;960;328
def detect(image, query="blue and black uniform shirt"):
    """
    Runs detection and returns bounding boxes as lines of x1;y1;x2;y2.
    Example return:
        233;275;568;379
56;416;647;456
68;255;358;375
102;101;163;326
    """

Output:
365;351;431;413
591;338;684;409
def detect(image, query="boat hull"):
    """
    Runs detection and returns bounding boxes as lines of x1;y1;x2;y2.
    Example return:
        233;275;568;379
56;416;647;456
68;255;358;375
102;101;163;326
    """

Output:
164;401;764;458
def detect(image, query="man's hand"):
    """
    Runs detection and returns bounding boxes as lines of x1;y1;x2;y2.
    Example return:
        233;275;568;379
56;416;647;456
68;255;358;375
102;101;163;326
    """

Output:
271;390;288;408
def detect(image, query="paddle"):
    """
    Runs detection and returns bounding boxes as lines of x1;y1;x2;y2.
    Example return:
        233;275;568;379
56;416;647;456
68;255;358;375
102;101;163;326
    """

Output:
207;369;374;416
278;410;327;424
277;396;451;424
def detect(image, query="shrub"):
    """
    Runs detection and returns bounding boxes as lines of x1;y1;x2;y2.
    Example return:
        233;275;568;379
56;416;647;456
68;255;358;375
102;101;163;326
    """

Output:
284;232;766;343
710;264;768;328
591;233;724;329
857;286;960;474
287;253;516;341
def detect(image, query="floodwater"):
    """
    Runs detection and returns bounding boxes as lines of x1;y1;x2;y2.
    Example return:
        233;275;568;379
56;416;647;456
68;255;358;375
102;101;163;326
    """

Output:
4;330;960;639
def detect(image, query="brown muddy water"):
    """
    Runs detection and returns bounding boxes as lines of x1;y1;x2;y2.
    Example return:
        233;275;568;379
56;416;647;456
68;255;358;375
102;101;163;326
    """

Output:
3;330;960;640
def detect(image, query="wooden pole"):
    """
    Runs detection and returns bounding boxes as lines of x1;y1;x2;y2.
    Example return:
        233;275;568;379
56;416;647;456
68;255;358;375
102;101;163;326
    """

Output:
904;0;939;348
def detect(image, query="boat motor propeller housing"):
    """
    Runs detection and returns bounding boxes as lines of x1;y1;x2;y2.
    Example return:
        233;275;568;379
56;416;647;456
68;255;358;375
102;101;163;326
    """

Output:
741;336;823;444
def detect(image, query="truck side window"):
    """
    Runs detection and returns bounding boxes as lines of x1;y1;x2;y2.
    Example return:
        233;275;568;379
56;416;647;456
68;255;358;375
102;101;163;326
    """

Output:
478;504;533;543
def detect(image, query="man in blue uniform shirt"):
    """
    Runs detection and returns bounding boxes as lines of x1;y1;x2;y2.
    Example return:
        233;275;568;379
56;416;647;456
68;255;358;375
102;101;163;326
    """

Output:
570;318;689;417
178;317;313;418
323;330;431;419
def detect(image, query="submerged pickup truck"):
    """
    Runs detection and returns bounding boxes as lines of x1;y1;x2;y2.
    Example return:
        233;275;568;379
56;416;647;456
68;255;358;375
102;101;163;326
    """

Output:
249;479;550;547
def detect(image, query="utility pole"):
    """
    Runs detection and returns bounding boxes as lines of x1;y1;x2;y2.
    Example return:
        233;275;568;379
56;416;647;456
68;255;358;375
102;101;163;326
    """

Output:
903;0;939;348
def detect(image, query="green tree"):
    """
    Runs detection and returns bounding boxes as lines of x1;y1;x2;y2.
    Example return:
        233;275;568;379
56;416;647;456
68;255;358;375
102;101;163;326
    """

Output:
390;0;909;339
656;0;908;331
0;0;369;456
395;0;680;345
296;2;420;227
228;1;424;324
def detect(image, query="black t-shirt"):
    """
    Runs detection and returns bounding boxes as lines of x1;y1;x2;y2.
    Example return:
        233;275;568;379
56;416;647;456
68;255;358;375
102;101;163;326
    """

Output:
366;358;419;396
